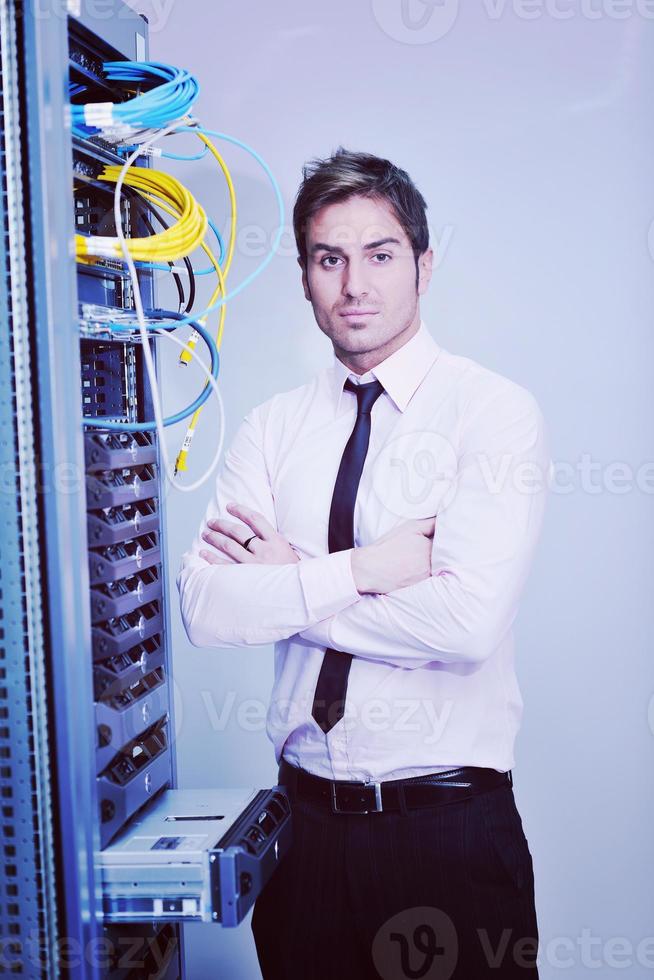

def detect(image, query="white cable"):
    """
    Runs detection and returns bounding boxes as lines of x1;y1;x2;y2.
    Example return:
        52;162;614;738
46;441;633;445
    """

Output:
153;328;225;491
112;117;223;494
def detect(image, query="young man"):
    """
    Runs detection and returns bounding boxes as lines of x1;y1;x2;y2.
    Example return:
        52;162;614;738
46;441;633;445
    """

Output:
177;147;551;979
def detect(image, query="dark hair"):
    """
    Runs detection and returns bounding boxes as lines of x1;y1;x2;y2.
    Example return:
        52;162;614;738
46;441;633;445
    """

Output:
293;147;429;282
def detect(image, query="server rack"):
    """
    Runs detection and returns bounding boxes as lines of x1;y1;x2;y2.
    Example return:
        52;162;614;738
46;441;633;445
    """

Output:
0;2;290;977
0;3;184;975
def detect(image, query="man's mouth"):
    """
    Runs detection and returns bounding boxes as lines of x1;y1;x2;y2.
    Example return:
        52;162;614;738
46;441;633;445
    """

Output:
339;310;379;318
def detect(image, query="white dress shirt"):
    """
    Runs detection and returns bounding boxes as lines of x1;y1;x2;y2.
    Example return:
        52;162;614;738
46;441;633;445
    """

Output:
177;320;552;781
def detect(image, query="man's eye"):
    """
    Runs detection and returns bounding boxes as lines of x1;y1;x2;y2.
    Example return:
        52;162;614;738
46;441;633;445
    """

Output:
373;253;391;263
321;255;343;268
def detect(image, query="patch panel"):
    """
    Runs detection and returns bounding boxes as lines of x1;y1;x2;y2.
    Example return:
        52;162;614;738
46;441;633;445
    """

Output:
98;721;171;850
95;669;168;774
81;340;138;420
90;564;163;622
93;634;166;702
87;499;160;547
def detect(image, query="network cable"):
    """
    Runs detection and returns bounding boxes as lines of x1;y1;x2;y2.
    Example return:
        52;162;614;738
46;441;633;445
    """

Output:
124;126;236;472
75;84;283;487
71;61;199;143
109;119;226;493
82;311;219;430
103;121;283;482
164;127;236;472
104;122;284;333
76;164;207;264
174;128;236;365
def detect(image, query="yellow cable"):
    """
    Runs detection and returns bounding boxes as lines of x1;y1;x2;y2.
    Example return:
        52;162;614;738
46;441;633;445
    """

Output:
75;165;207;264
75;140;237;476
175;130;237;473
195;131;238;280
131;186;228;474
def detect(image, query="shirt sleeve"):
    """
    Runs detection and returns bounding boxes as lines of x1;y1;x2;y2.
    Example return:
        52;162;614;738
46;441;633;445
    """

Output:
177;406;361;649
297;385;552;669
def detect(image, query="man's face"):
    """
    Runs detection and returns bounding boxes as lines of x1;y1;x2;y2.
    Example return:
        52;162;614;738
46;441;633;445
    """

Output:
299;193;433;365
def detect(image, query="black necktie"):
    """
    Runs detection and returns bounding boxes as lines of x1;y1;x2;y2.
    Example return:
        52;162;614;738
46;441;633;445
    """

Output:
310;376;385;734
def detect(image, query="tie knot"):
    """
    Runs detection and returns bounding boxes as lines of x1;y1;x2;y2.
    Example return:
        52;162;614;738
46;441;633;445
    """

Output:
344;377;385;415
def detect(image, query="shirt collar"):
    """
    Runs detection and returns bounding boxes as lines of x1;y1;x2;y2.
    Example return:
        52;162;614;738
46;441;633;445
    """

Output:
327;319;441;415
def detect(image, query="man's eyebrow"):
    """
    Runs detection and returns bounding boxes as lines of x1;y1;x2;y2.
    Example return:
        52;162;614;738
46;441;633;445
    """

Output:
310;237;402;255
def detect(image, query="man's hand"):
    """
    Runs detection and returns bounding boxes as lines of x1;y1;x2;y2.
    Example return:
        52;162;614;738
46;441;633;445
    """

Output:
351;517;436;595
200;502;300;566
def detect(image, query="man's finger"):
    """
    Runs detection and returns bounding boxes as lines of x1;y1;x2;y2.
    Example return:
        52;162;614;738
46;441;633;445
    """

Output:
206;517;254;547
225;501;275;541
200;549;232;566
201;529;257;563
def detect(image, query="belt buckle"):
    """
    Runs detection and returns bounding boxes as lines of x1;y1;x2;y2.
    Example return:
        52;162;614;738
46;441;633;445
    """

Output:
331;779;383;814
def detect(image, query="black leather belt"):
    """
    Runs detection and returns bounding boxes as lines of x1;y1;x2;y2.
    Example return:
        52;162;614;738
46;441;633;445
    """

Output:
279;758;511;815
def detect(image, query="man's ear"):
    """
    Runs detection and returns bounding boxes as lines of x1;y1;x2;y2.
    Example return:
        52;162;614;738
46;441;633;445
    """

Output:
298;257;312;302
417;247;434;296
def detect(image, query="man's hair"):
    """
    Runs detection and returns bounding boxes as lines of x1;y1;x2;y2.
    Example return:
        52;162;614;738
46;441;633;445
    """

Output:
293;146;429;282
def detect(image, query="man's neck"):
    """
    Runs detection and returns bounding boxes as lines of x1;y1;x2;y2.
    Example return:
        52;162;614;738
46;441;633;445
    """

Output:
334;314;421;375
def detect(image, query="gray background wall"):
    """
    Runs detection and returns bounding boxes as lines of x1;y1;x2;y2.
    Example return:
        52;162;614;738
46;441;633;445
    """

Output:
123;1;654;975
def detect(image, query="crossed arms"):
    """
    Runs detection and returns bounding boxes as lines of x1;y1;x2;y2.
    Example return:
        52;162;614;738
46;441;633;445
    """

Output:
177;384;552;669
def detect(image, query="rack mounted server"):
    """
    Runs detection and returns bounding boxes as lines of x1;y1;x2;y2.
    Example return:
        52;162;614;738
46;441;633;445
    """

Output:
0;2;291;977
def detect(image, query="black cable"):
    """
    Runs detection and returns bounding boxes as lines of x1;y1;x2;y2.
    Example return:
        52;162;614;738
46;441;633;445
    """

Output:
123;188;197;315
123;187;186;312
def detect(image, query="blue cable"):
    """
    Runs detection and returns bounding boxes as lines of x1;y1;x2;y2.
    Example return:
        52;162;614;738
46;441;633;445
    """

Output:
132;260;217;277
117;142;210;162
83;311;219;431
71;61;199;137
107;124;284;333
207;217;225;265
161;144;209;161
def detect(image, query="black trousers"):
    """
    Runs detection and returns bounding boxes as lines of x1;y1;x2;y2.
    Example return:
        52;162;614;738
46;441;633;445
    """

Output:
251;759;540;980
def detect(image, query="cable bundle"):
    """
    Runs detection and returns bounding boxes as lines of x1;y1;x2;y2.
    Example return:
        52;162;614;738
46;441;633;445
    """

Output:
71;61;199;143
73;62;284;489
83;310;220;431
76;164;207;264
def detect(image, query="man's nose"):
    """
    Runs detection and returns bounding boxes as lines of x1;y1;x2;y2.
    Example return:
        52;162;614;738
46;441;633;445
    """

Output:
342;260;370;298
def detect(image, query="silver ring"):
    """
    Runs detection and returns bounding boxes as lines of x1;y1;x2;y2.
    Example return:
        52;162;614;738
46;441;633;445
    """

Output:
242;534;258;552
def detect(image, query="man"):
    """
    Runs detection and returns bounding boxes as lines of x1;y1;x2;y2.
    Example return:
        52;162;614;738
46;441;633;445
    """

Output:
177;147;551;979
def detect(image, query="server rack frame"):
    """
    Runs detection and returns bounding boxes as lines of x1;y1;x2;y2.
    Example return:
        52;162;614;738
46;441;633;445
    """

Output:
0;1;183;976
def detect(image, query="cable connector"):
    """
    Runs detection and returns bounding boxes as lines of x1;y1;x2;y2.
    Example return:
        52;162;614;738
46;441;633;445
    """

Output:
179;328;200;366
174;427;197;474
174;449;188;474
119;144;163;158
83;102;114;126
84;235;118;257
